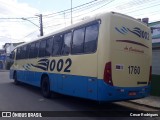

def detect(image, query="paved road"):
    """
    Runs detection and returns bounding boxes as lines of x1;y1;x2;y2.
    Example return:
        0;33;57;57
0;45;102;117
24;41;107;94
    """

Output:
0;71;156;120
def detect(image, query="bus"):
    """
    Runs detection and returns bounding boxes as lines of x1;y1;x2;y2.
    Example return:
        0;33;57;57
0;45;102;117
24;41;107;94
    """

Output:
10;12;152;102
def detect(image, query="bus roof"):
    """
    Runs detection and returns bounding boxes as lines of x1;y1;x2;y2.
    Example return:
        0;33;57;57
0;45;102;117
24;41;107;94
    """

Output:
14;11;147;49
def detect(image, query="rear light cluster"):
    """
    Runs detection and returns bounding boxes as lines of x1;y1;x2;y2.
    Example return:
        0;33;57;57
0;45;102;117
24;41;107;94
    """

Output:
148;66;152;85
104;62;113;86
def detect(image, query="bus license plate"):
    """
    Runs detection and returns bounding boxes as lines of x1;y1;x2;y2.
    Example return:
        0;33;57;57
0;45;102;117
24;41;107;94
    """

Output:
128;92;137;96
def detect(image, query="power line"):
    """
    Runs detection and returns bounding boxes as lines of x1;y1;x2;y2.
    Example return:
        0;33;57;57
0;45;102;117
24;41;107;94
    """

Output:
115;0;153;10
44;23;65;28
125;2;160;14
66;0;109;17
72;0;115;19
1;0;160;40
0;17;22;20
43;0;113;25
0;0;101;20
22;30;38;39
0;16;38;20
0;20;26;23
0;36;20;41
43;0;108;19
0;0;160;22
0;31;38;42
0;0;109;26
43;0;114;29
130;9;160;18
43;0;108;24
43;0;100;17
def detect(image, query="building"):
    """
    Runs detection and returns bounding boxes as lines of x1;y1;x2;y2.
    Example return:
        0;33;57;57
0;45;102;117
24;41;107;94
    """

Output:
2;42;24;70
3;42;25;56
149;21;160;96
151;42;160;96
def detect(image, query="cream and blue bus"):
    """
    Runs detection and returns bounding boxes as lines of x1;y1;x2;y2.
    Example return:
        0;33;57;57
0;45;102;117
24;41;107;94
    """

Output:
10;12;152;102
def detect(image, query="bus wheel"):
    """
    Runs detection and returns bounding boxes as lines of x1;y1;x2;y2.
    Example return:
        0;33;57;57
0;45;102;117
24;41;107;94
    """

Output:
41;76;51;98
14;72;19;85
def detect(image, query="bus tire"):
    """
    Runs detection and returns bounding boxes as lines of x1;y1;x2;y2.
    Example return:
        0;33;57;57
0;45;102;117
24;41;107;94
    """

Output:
13;72;19;85
41;76;51;98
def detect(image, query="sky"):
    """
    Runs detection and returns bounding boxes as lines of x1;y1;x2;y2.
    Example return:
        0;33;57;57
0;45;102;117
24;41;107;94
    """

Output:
0;0;160;49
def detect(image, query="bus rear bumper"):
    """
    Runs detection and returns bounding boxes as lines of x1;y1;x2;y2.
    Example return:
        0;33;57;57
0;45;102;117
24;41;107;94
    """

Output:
98;80;150;102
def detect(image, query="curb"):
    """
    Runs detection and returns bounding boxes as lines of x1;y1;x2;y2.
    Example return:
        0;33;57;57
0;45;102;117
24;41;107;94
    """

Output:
127;101;160;110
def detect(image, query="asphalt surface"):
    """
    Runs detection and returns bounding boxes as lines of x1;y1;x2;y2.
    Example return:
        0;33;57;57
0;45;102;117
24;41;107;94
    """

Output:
0;71;159;120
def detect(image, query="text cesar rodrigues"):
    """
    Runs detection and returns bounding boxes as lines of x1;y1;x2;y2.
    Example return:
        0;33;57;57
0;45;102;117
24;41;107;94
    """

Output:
130;112;158;117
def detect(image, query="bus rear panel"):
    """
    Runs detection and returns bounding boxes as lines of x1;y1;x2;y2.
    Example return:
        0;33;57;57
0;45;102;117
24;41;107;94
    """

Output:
98;12;151;101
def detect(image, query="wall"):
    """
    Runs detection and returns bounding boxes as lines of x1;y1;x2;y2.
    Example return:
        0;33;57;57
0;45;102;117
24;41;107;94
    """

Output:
149;22;160;96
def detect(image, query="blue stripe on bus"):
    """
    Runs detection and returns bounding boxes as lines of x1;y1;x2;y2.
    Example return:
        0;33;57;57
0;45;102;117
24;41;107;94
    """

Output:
12;70;150;102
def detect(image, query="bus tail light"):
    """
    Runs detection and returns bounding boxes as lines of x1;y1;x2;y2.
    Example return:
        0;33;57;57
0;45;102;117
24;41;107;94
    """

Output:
148;66;152;85
104;62;113;86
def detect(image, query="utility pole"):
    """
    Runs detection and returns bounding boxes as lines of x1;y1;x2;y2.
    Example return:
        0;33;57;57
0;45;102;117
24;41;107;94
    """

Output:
22;14;43;36
39;14;43;36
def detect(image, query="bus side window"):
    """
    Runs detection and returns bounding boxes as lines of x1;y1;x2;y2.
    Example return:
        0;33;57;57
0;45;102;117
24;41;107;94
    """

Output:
46;37;53;56
16;48;20;60
13;51;15;60
16;47;22;60
35;42;40;58
26;44;30;59
39;40;46;57
21;45;27;59
20;47;23;59
84;23;99;53
72;28;85;54
52;35;63;56
11;50;15;60
61;32;72;55
29;42;36;58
